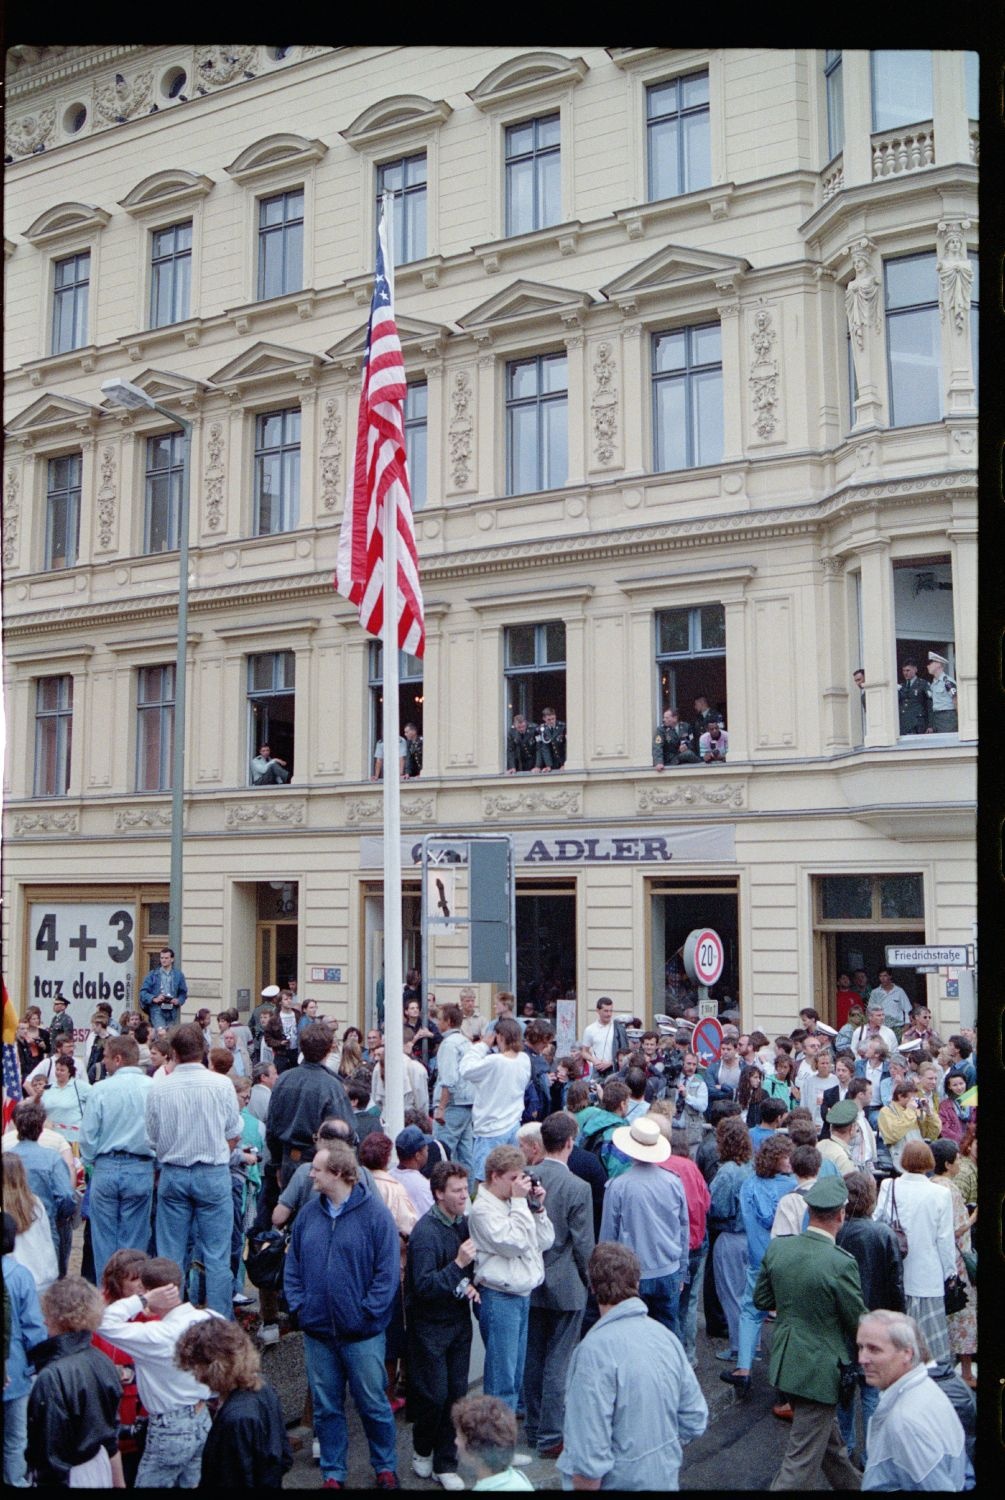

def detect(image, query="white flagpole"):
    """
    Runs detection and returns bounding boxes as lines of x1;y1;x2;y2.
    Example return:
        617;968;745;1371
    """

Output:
380;192;405;1154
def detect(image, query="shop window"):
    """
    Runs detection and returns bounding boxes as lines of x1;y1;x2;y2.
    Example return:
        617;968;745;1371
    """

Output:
813;872;926;1021
649;878;739;1020
655;605;726;726
369;644;424;777
516;881;577;1006
247;651;295;782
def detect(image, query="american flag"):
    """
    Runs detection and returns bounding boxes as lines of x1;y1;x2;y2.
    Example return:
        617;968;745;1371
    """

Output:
2;980;23;1128
335;206;424;657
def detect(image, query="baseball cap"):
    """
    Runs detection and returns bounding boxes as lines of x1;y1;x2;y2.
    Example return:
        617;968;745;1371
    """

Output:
395;1125;433;1157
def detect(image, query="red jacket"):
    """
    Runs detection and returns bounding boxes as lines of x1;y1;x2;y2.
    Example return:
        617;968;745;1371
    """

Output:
659;1154;711;1251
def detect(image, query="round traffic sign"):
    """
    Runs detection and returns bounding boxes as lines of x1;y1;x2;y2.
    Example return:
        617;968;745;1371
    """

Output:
683;927;725;987
692;1016;723;1066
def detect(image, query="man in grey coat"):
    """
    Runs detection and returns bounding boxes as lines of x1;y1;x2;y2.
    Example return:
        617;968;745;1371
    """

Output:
558;1242;707;1490
523;1110;595;1459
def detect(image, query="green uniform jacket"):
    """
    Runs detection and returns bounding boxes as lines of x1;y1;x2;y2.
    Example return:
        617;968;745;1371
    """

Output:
753;1227;866;1406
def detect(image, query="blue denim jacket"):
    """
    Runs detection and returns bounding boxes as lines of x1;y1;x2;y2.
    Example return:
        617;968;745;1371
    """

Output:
2;1255;47;1400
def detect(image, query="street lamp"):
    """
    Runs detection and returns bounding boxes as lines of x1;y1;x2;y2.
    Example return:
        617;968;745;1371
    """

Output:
102;377;192;967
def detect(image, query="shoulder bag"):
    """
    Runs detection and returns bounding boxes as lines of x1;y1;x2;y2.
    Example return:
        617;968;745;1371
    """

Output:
887;1180;909;1258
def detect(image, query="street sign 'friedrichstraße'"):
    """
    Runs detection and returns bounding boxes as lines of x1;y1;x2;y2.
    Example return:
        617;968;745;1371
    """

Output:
885;944;969;966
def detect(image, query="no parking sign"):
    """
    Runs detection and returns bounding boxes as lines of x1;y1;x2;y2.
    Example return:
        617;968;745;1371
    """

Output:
692;1016;724;1066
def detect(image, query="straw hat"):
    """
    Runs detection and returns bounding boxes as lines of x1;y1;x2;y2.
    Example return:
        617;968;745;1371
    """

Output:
611;1115;671;1164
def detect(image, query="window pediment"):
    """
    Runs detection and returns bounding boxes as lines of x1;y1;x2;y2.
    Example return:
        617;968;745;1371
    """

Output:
224;133;327;184
6;392;101;435
457;279;593;333
119;169;215;216
342;94;452;150
207;340;327;389
600;244;749;307
325;315;449;362
23;202;110;246
468;51;588;111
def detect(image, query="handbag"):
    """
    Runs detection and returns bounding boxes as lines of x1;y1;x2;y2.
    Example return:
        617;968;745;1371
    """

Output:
887;1180;909;1258
944;1273;969;1315
245;1226;290;1291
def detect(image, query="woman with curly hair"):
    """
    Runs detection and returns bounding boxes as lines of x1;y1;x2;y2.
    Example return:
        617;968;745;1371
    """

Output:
174;1318;292;1487
707;1116;754;1365
736;1064;767;1128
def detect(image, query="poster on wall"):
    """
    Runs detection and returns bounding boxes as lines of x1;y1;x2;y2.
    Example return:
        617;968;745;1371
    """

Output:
28;901;136;1057
555;998;578;1055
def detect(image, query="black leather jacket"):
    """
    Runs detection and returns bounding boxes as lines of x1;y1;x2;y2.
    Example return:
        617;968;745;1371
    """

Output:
28;1329;121;1485
835;1216;906;1312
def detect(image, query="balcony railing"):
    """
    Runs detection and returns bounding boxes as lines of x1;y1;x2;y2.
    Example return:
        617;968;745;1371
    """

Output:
871;123;935;178
822;154;845;202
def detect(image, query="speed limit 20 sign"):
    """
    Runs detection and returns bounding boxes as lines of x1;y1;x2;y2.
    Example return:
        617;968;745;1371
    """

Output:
683;927;725;987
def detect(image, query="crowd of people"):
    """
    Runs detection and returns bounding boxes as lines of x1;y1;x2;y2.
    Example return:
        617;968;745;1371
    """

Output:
2;967;977;1490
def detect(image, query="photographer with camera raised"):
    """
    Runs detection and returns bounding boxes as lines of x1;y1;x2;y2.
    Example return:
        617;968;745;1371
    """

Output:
534;707;567;772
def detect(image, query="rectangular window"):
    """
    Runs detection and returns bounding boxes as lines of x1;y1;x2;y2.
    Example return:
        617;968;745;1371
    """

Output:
504;622;566;752
846;328;859;431
34;676;73;797
885;253;940;427
893;556;955;711
247;652;295;783
506;353;567;495
651;878;739;1020
149;221;192;328
144;431;185;553
376;154;427;265
404;382;428;512
257;189;304;301
969;252;979;394
824;50;844;159
813;873;926;1024
870;50;932;132
254;407;301;535
505;114;560;236
51;251;90;354
369;644;424;777
45;454;82;570
646;71;711;201
652;323;723;472
655;605;727;728
964;51;978;119
136;665;175;791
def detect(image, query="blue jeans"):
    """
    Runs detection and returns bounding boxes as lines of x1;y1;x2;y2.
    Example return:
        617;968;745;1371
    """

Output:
639;1270;684;1341
3;1394;29;1487
89;1155;155;1282
477;1287;530;1411
156;1163;234;1319
135;1405;211;1488
736;1264;766;1369
679;1236;709;1363
303;1331;397;1482
471;1127;520;1184
147;1002;182;1033
435;1105;474;1184
836;1374;879;1461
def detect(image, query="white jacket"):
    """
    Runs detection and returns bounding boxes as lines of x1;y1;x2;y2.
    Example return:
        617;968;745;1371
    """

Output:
875;1171;955;1298
458;1044;530;1137
469;1188;554;1297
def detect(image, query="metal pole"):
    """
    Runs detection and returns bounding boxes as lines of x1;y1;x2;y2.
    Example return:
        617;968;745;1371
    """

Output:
162;405;192;968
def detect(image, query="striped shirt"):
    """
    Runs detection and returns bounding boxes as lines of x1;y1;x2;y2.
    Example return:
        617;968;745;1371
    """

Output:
144;1062;241;1166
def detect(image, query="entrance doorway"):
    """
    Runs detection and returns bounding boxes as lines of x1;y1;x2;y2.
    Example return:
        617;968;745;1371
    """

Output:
649;879;740;1021
515;882;576;1011
812;873;926;1024
255;881;299;995
362;885;422;1032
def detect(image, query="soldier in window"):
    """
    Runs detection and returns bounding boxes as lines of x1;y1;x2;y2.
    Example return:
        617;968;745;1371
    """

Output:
251;742;290;785
897;660;931;735
403;722;423;779
372;736;405;780
653;708;699;770
925;652;958;732
534;706;566;772
690;695;723;757
506;713;537;774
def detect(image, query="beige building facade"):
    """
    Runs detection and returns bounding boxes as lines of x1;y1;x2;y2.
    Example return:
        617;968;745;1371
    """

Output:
2;45;977;1038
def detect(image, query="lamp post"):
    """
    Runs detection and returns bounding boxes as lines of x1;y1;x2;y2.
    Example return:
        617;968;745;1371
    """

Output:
101;377;192;966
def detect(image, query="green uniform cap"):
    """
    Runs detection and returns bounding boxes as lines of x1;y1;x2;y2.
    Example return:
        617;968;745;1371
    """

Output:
804;1175;849;1210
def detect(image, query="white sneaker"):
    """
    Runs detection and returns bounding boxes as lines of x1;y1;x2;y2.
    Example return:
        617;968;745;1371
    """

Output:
312;1438;321;1461
511;1453;534;1468
412;1454;434;1479
232;1292;253;1306
259;1323;279;1346
435;1473;465;1491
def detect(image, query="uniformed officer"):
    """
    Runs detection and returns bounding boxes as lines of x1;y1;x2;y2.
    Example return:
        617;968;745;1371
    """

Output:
535;706;567;771
897;661;931;735
403;721;423;778
925;652;958;732
653;709;700;769
506;713;537;773
691;696;723;758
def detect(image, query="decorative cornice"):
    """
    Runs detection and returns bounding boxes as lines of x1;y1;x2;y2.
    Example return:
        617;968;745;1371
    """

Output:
224;799;306;828
6;46;145;100
346;796;436;824
12;809;80;835
636;781;746;813
482;788;582;819
114;805;173;829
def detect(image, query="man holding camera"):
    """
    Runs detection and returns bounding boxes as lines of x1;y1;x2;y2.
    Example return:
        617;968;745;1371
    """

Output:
468;1145;555;1418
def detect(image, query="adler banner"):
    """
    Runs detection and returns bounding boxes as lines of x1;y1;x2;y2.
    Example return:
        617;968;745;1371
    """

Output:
361;823;736;869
